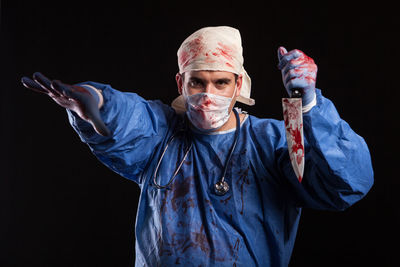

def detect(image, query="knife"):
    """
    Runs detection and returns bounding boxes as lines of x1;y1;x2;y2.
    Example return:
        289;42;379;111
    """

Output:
282;88;304;182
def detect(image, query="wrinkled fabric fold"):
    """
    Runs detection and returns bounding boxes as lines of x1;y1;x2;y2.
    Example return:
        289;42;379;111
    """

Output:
67;83;374;266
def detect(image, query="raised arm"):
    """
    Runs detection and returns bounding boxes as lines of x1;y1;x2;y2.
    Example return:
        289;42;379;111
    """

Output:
276;90;374;210
275;48;373;210
21;72;110;136
21;73;177;184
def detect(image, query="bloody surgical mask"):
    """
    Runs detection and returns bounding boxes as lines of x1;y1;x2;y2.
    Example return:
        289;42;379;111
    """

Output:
183;85;237;132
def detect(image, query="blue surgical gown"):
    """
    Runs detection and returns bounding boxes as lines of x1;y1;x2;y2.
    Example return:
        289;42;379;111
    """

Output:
67;82;374;267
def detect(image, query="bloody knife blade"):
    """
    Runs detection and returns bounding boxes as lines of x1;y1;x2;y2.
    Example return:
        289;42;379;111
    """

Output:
282;89;304;182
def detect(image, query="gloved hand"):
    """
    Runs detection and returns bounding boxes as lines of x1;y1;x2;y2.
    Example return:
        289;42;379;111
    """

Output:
277;47;317;106
21;72;111;136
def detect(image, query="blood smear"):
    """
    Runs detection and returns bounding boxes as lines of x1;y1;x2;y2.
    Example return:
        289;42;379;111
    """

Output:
216;42;234;62
282;98;304;182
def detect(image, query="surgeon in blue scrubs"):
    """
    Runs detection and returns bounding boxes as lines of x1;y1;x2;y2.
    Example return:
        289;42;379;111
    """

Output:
21;26;374;267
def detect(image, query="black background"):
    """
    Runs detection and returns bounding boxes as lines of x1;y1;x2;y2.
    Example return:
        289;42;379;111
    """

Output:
1;1;396;266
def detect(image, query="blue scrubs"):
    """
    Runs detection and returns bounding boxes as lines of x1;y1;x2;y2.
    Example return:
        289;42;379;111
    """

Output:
67;82;373;267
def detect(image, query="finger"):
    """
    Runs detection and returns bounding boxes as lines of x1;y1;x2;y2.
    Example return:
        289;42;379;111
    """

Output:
284;69;303;85
285;71;316;89
277;46;288;62
278;49;303;70
51;80;75;99
285;78;306;92
53;81;93;100
69;85;93;99
282;62;301;77
33;72;62;96
21;76;48;94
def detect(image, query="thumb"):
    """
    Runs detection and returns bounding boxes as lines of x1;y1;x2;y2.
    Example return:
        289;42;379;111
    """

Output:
277;46;288;62
88;109;111;136
91;119;111;137
84;100;111;136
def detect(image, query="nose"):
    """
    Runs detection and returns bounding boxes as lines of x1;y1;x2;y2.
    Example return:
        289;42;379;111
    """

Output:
201;94;212;107
204;83;215;94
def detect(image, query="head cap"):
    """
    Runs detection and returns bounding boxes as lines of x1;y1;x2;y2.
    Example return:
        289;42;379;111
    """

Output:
176;26;254;106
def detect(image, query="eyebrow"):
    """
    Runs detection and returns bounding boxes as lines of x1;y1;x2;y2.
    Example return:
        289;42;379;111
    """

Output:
214;78;232;83
189;77;204;83
189;77;232;83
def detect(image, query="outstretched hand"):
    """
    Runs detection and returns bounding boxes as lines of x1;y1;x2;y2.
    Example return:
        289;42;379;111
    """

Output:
21;72;111;136
277;47;317;106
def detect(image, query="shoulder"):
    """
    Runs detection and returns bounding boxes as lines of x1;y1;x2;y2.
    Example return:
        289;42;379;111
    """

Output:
147;99;181;123
244;114;285;139
79;81;182;129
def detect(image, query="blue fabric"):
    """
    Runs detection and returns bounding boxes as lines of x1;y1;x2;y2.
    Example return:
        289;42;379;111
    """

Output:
67;82;374;267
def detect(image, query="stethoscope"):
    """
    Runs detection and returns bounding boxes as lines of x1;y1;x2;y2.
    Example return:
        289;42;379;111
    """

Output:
152;108;241;196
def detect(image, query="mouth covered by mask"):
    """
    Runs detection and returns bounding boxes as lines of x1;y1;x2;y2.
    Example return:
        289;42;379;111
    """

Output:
172;26;255;131
183;85;237;132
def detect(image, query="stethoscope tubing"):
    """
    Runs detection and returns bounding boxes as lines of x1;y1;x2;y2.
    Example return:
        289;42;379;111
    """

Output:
152;108;241;195
152;128;192;190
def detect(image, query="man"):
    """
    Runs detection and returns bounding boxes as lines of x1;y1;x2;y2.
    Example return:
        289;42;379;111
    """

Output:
21;26;373;266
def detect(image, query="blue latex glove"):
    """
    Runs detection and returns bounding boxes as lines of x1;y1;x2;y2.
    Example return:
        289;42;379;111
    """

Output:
21;72;111;136
277;47;317;106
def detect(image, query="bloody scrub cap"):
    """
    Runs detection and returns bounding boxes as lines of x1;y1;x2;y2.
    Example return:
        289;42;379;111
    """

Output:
176;26;255;106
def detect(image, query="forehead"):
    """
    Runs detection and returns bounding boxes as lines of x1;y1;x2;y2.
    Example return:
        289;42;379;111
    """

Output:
184;70;236;80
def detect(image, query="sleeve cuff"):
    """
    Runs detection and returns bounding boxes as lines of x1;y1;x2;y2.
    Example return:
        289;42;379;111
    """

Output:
302;93;317;113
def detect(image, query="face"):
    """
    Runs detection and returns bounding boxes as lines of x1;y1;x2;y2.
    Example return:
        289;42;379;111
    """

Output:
175;70;243;131
176;70;242;100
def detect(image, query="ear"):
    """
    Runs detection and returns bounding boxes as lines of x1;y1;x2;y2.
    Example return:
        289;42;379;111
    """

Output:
176;73;183;95
235;74;243;97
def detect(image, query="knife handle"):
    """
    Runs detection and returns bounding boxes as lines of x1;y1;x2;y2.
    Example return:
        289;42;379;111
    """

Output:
291;88;303;98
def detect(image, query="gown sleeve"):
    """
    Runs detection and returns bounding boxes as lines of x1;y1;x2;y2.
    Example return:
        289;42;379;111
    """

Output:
66;81;176;184
276;89;374;211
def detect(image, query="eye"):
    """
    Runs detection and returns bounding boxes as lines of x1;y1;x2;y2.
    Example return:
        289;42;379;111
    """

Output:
215;79;231;89
189;79;203;87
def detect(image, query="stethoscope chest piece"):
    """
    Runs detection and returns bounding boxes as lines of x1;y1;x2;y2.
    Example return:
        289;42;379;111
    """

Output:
213;108;241;196
214;180;229;196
